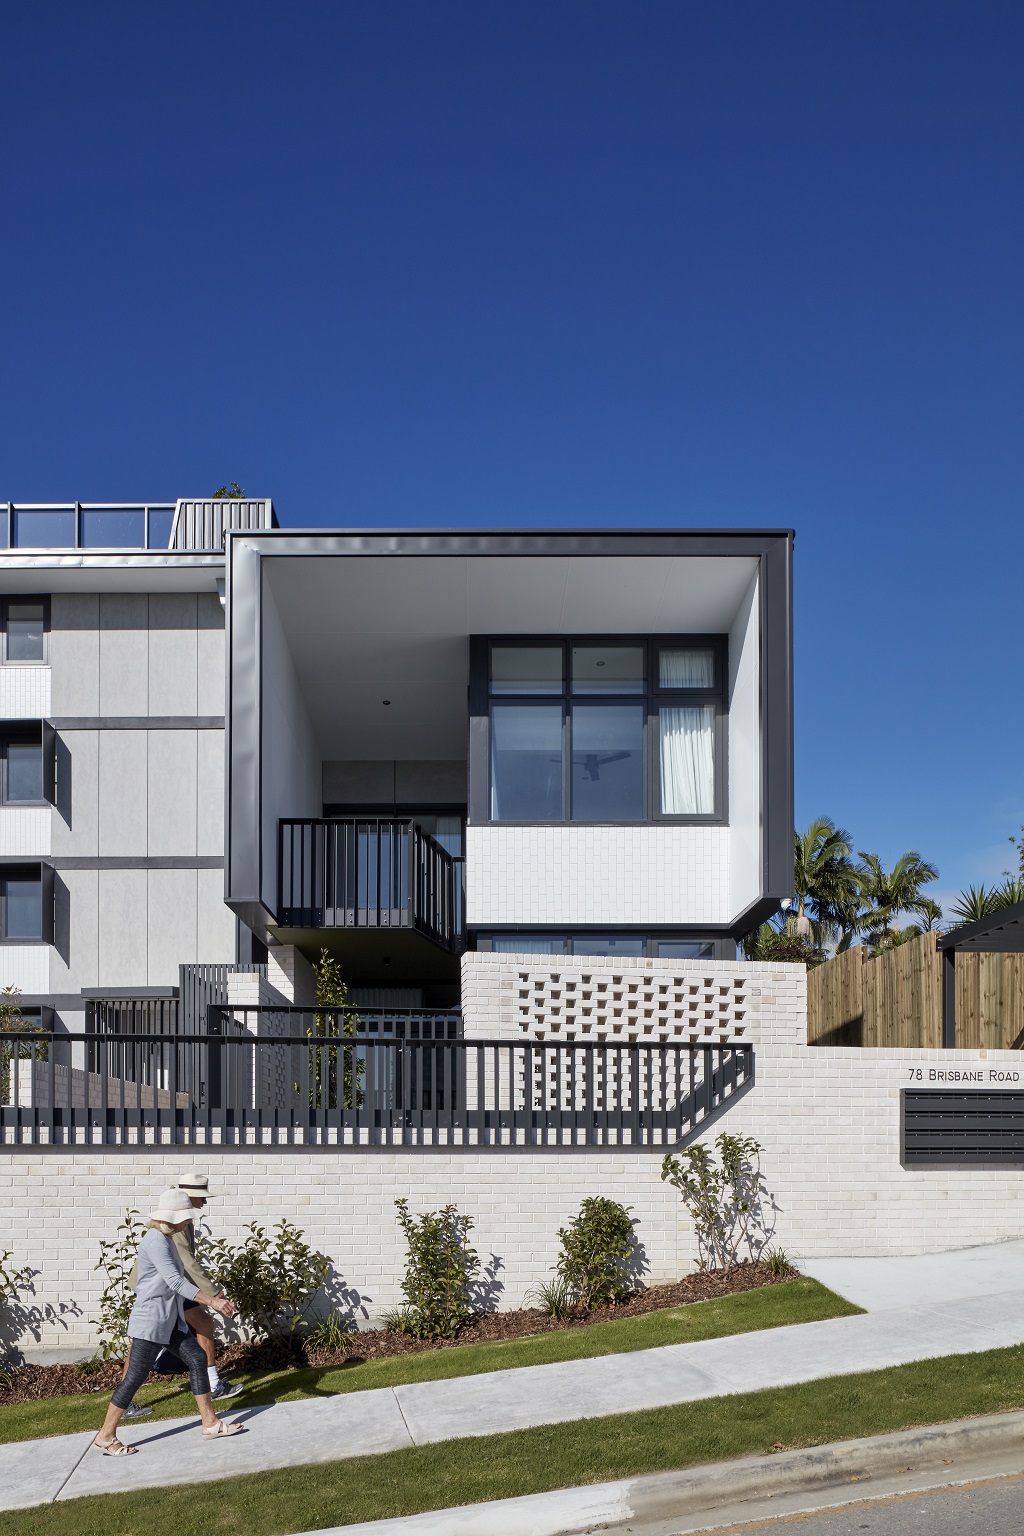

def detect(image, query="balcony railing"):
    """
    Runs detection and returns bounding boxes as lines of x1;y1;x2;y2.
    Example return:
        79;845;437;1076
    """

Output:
0;1021;752;1150
279;819;464;951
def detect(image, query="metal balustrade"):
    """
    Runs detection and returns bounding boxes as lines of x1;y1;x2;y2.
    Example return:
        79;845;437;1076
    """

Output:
0;1018;752;1149
279;819;464;952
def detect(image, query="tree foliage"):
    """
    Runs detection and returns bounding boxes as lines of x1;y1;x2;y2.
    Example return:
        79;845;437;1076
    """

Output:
212;482;246;498
662;1133;768;1271
199;1219;331;1341
391;1199;480;1339
305;949;364;1109
93;1209;146;1359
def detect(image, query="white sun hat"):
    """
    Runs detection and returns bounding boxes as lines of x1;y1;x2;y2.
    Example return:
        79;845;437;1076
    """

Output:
145;1188;196;1225
178;1171;214;1197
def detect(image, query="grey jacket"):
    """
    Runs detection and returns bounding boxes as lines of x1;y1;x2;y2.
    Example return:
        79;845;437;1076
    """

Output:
126;1228;201;1345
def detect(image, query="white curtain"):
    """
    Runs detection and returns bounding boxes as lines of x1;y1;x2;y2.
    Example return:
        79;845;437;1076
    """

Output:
660;705;715;813
659;648;714;687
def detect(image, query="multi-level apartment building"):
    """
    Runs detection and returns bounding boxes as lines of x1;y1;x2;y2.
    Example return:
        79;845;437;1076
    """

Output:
0;504;793;1024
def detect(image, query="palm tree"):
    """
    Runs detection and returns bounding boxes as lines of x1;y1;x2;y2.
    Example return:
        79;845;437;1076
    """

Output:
856;850;939;949
949;877;1024;927
791;818;863;950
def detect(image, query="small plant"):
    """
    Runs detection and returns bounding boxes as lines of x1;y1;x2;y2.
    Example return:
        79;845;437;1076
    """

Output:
393;1199;480;1340
73;1355;106;1376
763;1246;794;1278
212;482;246;498
555;1198;637;1310
305;1311;351;1352
93;1209;146;1360
198;1219;331;1342
528;1276;574;1321
662;1132;767;1272
303;950;364;1110
381;1306;417;1335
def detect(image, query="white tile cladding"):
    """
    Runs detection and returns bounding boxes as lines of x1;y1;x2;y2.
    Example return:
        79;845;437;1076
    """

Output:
0;807;51;857
0;666;50;719
465;824;731;927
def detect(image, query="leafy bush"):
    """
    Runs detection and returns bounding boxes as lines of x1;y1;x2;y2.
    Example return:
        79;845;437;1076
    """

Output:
661;1132;767;1272
198;1219;331;1342
393;1199;480;1339
93;1209;145;1360
0;986;49;1103
555;1197;637;1309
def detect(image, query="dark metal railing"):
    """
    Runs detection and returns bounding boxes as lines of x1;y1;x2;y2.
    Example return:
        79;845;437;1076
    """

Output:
0;1019;752;1150
279;819;464;952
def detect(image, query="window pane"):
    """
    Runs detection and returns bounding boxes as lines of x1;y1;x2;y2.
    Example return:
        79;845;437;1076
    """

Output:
571;703;644;820
147;508;175;548
490;703;563;819
80;508;146;548
6;602;45;661
415;816;463;856
5;877;42;939
490;935;567;954
660;704;715;814
658;940;715;959
490;646;563;695
659;648;715;688
573;934;645;956
572;646;644;694
7;743;43;802
11;509;76;547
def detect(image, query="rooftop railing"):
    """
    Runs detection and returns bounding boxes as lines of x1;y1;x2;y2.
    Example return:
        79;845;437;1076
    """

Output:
0;497;275;552
0;1018;752;1150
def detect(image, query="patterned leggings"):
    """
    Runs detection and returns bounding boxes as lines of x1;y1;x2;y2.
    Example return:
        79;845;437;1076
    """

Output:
111;1326;210;1409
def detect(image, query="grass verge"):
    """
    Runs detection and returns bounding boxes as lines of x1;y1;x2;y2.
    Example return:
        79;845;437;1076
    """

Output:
0;1277;855;1446
3;1344;1024;1536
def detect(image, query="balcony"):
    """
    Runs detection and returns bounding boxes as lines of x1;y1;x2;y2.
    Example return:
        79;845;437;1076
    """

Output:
278;819;464;954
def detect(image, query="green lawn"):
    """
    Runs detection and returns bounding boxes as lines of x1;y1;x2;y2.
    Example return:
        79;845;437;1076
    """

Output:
3;1344;1024;1536
1;1278;855;1446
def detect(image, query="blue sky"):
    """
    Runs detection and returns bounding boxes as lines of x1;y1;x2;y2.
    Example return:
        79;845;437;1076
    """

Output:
2;2;1021;910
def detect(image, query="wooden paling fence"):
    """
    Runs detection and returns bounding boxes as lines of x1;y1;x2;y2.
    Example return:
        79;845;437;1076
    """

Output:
807;933;1024;1050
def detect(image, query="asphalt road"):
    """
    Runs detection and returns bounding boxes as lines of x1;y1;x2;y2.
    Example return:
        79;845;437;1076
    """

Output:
726;1476;1024;1534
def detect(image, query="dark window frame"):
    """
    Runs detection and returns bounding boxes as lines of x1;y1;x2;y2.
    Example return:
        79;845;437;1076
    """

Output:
1;595;49;666
0;861;53;944
474;930;729;960
0;726;48;807
471;634;728;826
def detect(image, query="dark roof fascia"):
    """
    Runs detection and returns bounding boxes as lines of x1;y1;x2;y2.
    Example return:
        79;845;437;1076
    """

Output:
226;528;794;559
937;902;1024;951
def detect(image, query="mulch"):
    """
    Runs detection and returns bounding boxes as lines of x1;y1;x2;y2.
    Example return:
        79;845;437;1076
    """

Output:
1;1260;794;1406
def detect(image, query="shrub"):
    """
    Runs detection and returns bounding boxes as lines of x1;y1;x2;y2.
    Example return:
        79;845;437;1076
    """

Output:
305;1311;352;1353
661;1132;767;1271
763;1246;794;1277
0;986;48;1103
555;1197;637;1309
93;1209;145;1360
198;1219;331;1342
393;1199;480;1339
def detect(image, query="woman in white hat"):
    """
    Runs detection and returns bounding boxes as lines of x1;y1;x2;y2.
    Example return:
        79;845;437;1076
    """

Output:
93;1189;247;1456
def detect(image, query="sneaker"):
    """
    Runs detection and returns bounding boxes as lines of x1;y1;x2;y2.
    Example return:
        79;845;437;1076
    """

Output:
121;1400;153;1419
210;1380;244;1400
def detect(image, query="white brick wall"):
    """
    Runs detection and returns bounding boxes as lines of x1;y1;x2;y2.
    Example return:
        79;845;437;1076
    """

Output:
0;806;50;857
466;824;731;926
6;964;1024;1353
0;666;50;719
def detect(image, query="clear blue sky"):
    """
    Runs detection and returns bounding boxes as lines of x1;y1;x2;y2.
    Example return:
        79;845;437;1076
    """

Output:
2;2;1021;910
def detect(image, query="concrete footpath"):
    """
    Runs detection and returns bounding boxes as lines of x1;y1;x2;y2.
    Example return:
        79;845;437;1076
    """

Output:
2;1241;1024;1513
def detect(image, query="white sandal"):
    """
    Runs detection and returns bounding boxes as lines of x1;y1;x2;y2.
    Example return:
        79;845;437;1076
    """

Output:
202;1419;247;1439
94;1437;137;1456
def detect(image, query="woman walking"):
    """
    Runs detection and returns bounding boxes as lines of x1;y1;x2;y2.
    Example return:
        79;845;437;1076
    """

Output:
94;1189;247;1456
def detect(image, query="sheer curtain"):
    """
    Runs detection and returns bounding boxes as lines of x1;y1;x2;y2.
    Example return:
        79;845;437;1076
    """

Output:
659;648;714;688
660;704;715;814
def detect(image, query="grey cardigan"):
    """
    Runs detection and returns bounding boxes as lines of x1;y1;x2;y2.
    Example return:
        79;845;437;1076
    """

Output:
126;1228;201;1345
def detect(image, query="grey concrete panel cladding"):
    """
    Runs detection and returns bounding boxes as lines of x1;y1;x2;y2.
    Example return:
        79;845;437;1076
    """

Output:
48;594;100;715
147;867;197;985
148;593;199;716
196;730;225;854
50;730;99;855
197;592;226;715
47;868;99;992
321;759;468;805
98;729;147;856
147;729;198;857
99;593;149;714
97;867;148;988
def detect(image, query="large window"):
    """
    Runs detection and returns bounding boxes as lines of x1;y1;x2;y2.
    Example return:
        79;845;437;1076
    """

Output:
2;598;47;664
485;638;725;822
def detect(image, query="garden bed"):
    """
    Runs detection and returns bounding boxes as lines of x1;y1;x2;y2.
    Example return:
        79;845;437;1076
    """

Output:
1;1260;792;1405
